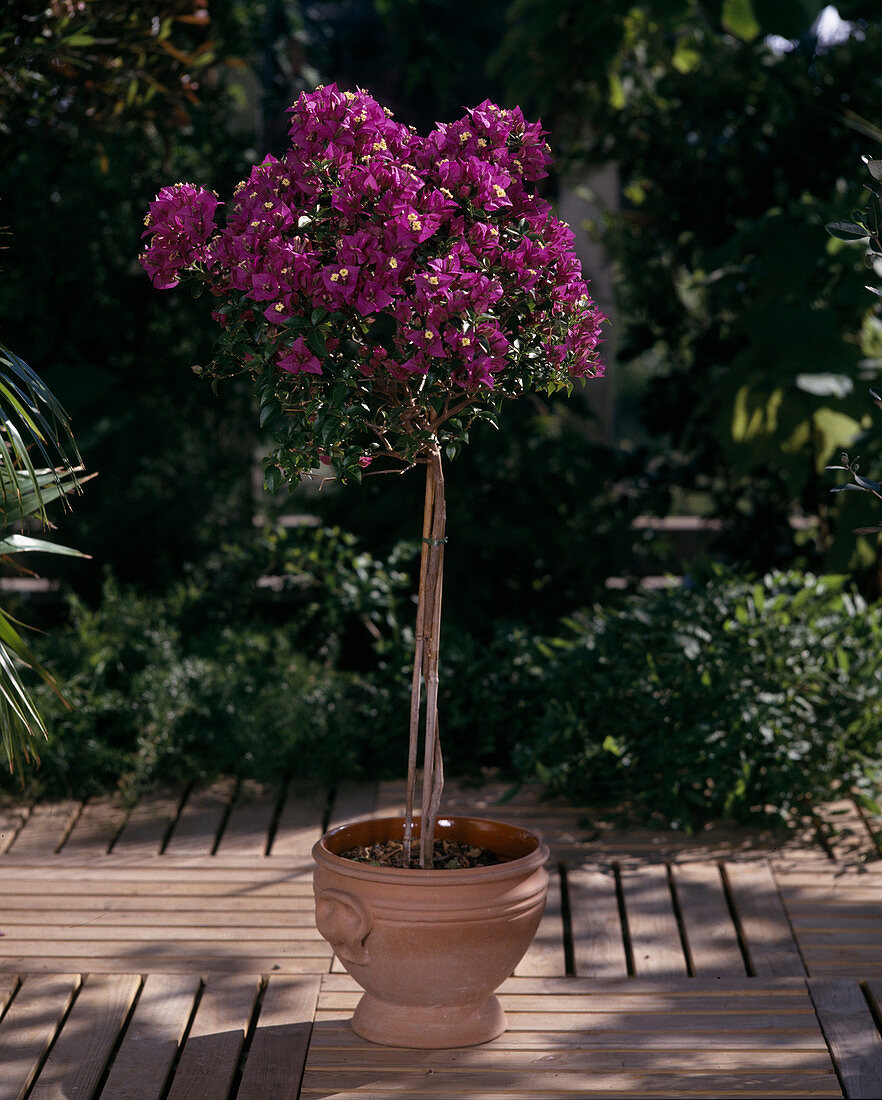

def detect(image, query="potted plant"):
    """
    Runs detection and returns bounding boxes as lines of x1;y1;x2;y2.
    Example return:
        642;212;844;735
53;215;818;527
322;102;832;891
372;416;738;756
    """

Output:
141;84;605;1047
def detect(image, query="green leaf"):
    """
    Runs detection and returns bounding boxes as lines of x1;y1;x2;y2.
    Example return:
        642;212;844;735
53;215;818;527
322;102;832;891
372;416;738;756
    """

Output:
671;40;701;75
602;734;625;757
306;329;327;358
722;0;760;42
826;221;869;241
863;157;882;183
607;71;626;111
264;465;282;493
2;471;82;525
0;534;88;558
0;342;82;519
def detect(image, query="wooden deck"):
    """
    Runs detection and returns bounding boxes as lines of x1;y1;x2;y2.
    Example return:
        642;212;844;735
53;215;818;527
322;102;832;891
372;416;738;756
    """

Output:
1;779;882;1098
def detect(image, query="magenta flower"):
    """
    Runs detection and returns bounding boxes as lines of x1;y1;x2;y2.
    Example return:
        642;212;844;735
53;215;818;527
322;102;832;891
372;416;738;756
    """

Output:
277;337;322;375
141;83;605;478
140;183;219;289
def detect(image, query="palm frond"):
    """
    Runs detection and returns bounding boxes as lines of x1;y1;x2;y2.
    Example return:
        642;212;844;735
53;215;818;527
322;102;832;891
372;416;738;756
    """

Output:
0;342;87;779
0;342;83;525
0;631;49;781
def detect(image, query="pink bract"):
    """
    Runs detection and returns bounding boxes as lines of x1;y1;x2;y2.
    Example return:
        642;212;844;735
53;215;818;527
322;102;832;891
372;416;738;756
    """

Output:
140;84;604;397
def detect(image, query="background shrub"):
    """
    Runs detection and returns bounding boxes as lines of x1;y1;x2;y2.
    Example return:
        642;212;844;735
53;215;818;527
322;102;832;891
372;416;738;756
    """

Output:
9;527;409;800
508;570;882;828
8;556;882;828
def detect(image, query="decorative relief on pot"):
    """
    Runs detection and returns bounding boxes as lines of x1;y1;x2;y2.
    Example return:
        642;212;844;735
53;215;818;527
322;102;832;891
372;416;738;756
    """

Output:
315;887;372;965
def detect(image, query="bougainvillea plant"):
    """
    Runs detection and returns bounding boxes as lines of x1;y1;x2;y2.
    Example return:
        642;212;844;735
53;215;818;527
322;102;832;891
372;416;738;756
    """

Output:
141;84;605;867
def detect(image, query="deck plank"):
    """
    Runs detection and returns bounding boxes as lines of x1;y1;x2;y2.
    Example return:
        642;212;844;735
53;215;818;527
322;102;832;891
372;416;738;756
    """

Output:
327;783;379;829
110;789;184;856
0;855;328;975
27;972;141;1100
99;973;201;1100
724;862;806;977
163;779;238;856
5;801;81;856
60;795;129;856
216;780;280;857
619;863;688;976
672;862;747;976
813;801;881;868
0;974;80;1100
165;973;261;1100
0;971;17;1014
269;782;328;858
235;975;321;1100
302;974;840;1097
774;869;882;979
809;978;882;1099
567;865;629;977
0;803;29;853
515;867;566;976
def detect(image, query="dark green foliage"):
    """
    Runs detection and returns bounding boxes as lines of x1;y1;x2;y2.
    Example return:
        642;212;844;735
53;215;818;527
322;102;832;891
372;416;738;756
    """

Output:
19;547;882;829
4;525;414;800
300;395;661;635
190;524;415;667
0;0;261;596
497;3;882;585
508;570;882;828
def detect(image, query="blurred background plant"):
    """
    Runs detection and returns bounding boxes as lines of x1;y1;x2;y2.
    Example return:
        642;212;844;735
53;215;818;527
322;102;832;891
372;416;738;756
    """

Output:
3;0;882;825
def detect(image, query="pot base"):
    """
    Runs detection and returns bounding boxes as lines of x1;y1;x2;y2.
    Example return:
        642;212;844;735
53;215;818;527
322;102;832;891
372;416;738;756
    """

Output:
351;991;506;1049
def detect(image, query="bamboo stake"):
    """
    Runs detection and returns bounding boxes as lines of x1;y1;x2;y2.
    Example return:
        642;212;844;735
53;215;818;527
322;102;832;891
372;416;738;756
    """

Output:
402;445;447;868
419;446;446;868
402;459;436;866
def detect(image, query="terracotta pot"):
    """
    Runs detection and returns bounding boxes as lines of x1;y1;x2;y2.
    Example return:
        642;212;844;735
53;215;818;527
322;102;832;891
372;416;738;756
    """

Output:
312;814;550;1048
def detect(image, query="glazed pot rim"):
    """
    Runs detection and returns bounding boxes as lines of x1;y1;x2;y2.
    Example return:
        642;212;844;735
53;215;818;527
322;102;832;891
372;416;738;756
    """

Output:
312;814;550;883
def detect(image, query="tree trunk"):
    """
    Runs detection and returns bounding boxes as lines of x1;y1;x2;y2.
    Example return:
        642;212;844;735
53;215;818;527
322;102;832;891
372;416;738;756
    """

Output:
403;445;446;868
